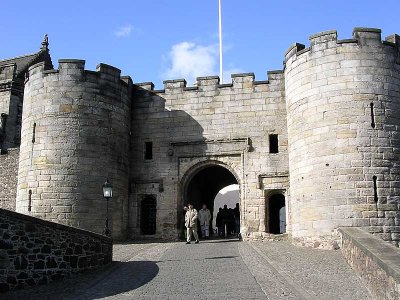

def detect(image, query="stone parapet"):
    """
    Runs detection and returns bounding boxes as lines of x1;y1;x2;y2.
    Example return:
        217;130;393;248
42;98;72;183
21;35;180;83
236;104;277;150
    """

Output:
339;227;400;299
285;27;400;63
137;71;284;95
0;208;112;293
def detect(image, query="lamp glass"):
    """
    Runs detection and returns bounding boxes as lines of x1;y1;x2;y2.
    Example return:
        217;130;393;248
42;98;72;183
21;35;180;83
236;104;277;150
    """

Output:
102;180;113;198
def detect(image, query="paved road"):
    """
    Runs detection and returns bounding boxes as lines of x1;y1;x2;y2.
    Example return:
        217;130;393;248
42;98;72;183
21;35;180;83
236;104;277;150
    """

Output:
5;239;372;300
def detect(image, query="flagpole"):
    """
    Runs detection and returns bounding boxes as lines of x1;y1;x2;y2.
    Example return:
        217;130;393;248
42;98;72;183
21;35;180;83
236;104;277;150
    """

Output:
218;0;223;83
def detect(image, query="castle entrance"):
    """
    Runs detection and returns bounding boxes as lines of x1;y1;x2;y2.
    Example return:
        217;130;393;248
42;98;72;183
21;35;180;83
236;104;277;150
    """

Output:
179;162;240;238
265;193;286;234
140;196;157;235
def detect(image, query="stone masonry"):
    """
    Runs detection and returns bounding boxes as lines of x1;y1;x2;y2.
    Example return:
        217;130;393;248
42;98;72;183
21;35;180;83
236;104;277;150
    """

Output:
0;37;52;211
0;148;19;210
0;28;399;249
16;60;131;240
340;227;400;299
0;208;112;293
130;72;287;239
285;28;400;247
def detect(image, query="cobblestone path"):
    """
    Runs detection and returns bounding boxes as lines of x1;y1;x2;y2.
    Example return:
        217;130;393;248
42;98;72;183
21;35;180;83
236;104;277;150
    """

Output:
5;239;372;300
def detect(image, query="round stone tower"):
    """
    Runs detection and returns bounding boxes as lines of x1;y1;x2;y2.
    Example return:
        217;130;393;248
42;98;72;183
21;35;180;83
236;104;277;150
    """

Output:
285;28;400;248
16;59;132;239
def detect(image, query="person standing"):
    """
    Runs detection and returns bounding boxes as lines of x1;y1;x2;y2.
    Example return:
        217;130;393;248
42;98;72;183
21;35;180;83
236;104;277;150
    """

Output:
185;204;199;244
228;208;234;235
234;203;240;237
216;208;224;237
198;204;211;238
222;204;229;237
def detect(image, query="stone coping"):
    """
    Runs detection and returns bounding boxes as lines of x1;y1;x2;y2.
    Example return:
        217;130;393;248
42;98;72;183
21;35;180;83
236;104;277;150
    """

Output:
58;59;85;64
231;72;255;78
96;63;121;72
353;27;382;33
163;78;186;84
0;208;112;243
196;75;219;80
267;70;284;75
138;70;285;91
309;29;337;40
339;227;400;281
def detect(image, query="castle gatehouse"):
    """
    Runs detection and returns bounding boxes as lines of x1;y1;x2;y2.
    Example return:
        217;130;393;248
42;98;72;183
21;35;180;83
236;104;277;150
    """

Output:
0;27;399;248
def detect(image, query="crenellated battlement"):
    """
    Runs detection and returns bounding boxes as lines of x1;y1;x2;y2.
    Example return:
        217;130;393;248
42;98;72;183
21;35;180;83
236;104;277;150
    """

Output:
26;59;132;92
385;33;400;45
285;27;400;63
135;70;284;94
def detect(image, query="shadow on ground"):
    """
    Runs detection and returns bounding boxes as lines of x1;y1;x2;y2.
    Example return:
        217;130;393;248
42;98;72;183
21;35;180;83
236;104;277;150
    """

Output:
3;260;159;300
5;239;242;299
200;238;241;244
77;260;159;299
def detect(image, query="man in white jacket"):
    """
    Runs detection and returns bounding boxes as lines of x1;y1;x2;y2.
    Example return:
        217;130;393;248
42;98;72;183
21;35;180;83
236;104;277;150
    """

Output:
198;204;212;238
185;204;199;244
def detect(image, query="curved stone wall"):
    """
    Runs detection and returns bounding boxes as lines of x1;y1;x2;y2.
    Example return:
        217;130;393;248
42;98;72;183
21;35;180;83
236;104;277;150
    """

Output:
285;28;400;247
16;60;132;239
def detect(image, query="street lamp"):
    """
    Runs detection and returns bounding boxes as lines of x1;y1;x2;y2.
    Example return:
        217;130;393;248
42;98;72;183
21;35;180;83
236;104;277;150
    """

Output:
102;179;113;236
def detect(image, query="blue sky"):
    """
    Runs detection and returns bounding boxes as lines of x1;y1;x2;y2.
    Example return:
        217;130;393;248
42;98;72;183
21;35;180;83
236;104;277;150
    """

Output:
1;0;399;88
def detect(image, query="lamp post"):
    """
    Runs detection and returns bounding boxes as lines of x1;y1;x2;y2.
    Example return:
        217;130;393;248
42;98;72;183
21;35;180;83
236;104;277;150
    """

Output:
102;179;113;236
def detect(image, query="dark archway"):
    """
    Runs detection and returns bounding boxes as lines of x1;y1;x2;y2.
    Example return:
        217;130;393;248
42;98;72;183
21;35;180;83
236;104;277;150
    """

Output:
180;163;239;234
140;196;157;235
267;194;286;234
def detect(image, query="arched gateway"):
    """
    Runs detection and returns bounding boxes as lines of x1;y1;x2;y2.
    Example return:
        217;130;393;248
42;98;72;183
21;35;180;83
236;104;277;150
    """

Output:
178;161;241;234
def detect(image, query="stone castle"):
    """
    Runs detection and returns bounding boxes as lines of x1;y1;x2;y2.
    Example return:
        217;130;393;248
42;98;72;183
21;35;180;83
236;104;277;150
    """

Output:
0;27;399;248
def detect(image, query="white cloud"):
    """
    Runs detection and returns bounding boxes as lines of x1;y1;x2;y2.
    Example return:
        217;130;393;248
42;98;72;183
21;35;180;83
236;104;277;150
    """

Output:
163;42;218;84
115;25;133;38
163;41;242;84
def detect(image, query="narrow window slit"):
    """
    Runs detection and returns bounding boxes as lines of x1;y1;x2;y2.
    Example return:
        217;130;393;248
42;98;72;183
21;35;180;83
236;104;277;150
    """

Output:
372;175;378;203
370;103;375;128
32;123;36;143
28;190;32;212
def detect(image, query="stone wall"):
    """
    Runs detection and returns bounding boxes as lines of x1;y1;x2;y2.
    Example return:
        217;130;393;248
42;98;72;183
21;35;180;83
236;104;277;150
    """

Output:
0;65;14;151
131;72;289;239
0;65;15;117
16;60;132;240
285;28;400;248
0;208;112;293
339;227;400;299
0;64;23;150
0;148;19;210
